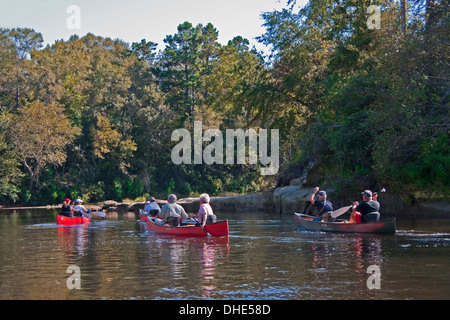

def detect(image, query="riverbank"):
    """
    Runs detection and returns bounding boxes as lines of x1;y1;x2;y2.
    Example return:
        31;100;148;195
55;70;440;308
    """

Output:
1;186;448;217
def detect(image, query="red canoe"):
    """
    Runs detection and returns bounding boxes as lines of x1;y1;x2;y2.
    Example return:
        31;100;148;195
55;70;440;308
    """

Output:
139;210;228;237
57;215;91;225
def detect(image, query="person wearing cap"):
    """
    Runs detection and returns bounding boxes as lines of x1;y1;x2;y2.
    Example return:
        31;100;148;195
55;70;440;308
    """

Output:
144;197;161;216
73;199;91;217
352;190;380;223
60;198;80;217
309;187;333;222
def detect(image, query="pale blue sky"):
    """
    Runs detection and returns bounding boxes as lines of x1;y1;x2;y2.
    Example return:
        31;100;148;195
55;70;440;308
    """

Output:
0;0;307;53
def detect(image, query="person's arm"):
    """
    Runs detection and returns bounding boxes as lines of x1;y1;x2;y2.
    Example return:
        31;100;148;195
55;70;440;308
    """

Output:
179;205;188;220
309;187;319;205
372;192;378;201
157;206;166;219
348;210;356;224
351;201;362;219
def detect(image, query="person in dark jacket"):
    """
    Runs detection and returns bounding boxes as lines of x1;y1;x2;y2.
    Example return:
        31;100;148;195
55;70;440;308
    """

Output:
352;190;380;223
309;187;333;222
60;198;81;217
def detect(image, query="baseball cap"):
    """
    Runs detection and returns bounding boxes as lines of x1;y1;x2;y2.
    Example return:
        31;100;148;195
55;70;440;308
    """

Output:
361;190;372;197
318;191;327;197
64;198;71;203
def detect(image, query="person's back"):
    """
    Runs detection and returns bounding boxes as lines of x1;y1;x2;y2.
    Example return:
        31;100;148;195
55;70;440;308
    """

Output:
60;198;73;217
144;198;161;216
73;199;89;217
198;202;216;225
356;200;380;215
355;190;380;223
158;194;188;226
160;202;184;217
60;203;72;217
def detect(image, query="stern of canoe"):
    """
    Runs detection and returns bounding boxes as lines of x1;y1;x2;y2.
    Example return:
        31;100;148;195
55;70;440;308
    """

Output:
204;220;229;237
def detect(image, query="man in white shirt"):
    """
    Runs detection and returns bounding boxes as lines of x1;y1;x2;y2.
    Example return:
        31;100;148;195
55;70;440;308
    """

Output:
73;199;91;218
144;197;161;216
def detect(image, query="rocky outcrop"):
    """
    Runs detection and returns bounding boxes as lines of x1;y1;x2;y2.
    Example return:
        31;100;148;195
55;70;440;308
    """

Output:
273;185;309;214
99;188;449;217
208;190;276;213
99;190;277;214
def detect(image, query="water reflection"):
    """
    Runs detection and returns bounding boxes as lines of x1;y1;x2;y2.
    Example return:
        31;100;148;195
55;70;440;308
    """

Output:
57;224;91;257
139;220;230;298
1;209;450;299
292;227;385;297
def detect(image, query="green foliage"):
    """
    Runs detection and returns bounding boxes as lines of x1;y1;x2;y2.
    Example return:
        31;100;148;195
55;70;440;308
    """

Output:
112;178;123;201
0;1;448;204
258;0;449;199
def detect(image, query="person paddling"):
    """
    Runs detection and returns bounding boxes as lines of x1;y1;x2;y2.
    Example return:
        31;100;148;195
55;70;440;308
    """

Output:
309;187;334;222
60;198;80;217
352;190;380;223
73;199;91;217
157;194;188;226
144;197;161;216
191;193;217;226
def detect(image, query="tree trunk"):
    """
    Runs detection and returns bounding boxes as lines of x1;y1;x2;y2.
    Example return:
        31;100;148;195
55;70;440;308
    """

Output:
400;0;407;33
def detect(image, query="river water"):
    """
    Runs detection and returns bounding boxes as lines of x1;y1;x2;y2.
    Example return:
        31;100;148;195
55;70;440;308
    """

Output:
0;209;449;300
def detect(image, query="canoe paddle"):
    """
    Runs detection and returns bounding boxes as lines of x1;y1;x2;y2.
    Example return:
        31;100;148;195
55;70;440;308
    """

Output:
330;205;353;219
91;211;106;218
190;215;211;236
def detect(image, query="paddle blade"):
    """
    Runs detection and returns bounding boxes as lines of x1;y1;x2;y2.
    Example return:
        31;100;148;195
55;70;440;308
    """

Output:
331;205;352;218
82;212;92;219
92;211;106;218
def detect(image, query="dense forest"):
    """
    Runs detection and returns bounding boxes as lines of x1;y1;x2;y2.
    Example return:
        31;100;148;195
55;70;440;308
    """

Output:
0;0;448;205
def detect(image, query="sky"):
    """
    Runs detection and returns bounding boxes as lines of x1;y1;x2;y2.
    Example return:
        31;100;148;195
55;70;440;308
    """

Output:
0;0;307;54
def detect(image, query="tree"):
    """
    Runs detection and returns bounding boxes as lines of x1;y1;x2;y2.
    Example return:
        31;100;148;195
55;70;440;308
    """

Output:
0;121;23;203
258;0;449;198
157;22;220;123
92;114;137;176
7;101;81;194
0;28;43;111
131;39;158;64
